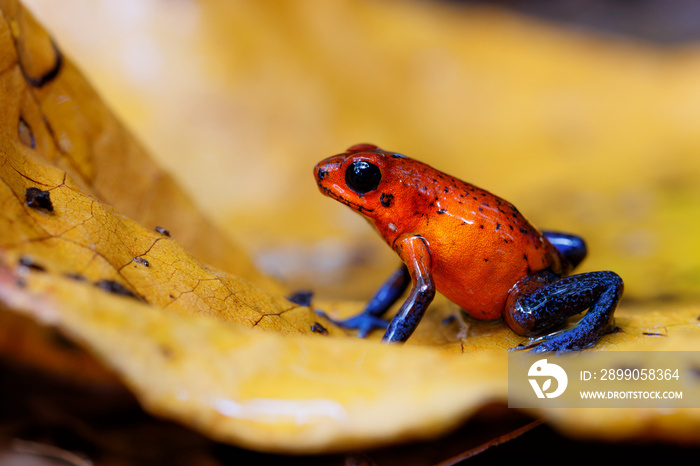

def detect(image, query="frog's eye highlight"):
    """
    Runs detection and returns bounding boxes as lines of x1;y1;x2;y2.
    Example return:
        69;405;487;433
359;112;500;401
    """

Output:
345;160;381;194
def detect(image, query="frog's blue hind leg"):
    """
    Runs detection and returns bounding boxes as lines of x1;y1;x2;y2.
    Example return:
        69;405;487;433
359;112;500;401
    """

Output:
316;264;410;337
505;270;623;352
542;231;587;270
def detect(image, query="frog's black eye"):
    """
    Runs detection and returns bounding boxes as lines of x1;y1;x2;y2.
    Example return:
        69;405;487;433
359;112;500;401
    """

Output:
345;160;381;194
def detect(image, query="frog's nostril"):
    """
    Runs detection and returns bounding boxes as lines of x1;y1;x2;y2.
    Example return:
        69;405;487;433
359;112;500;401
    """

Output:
317;167;328;181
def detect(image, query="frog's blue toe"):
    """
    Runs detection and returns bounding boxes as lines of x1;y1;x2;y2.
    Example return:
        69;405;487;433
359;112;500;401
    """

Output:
314;310;388;338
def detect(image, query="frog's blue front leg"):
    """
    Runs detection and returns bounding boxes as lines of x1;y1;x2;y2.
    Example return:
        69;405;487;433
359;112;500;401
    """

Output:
382;235;435;343
505;270;623;352
316;264;410;337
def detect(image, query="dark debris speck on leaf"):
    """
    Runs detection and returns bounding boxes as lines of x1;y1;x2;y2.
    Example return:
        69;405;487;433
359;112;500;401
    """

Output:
25;187;53;212
18;255;45;272
287;290;313;306
311;322;328;335
155;226;170;237
48;328;81;351
95;280;142;301
64;272;87;282
133;257;150;267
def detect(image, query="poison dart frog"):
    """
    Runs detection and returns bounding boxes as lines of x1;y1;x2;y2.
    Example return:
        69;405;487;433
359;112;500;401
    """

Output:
314;144;623;352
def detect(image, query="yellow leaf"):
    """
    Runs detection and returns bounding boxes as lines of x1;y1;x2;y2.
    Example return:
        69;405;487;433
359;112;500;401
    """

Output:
1;0;700;456
0;265;508;453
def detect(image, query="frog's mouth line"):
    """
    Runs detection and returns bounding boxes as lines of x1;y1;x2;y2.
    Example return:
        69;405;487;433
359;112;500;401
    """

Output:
319;185;375;214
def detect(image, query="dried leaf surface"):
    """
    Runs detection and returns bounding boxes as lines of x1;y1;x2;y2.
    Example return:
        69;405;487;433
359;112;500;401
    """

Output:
0;0;699;455
0;265;506;453
0;0;276;290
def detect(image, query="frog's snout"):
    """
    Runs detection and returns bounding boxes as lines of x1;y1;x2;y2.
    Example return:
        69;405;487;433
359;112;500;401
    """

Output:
313;155;346;187
313;161;330;187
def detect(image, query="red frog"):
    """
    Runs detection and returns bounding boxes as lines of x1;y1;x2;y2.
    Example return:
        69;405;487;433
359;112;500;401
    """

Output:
314;144;623;352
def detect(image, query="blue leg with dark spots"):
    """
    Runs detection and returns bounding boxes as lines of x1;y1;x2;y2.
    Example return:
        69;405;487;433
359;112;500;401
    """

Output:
505;270;623;352
316;264;410;337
